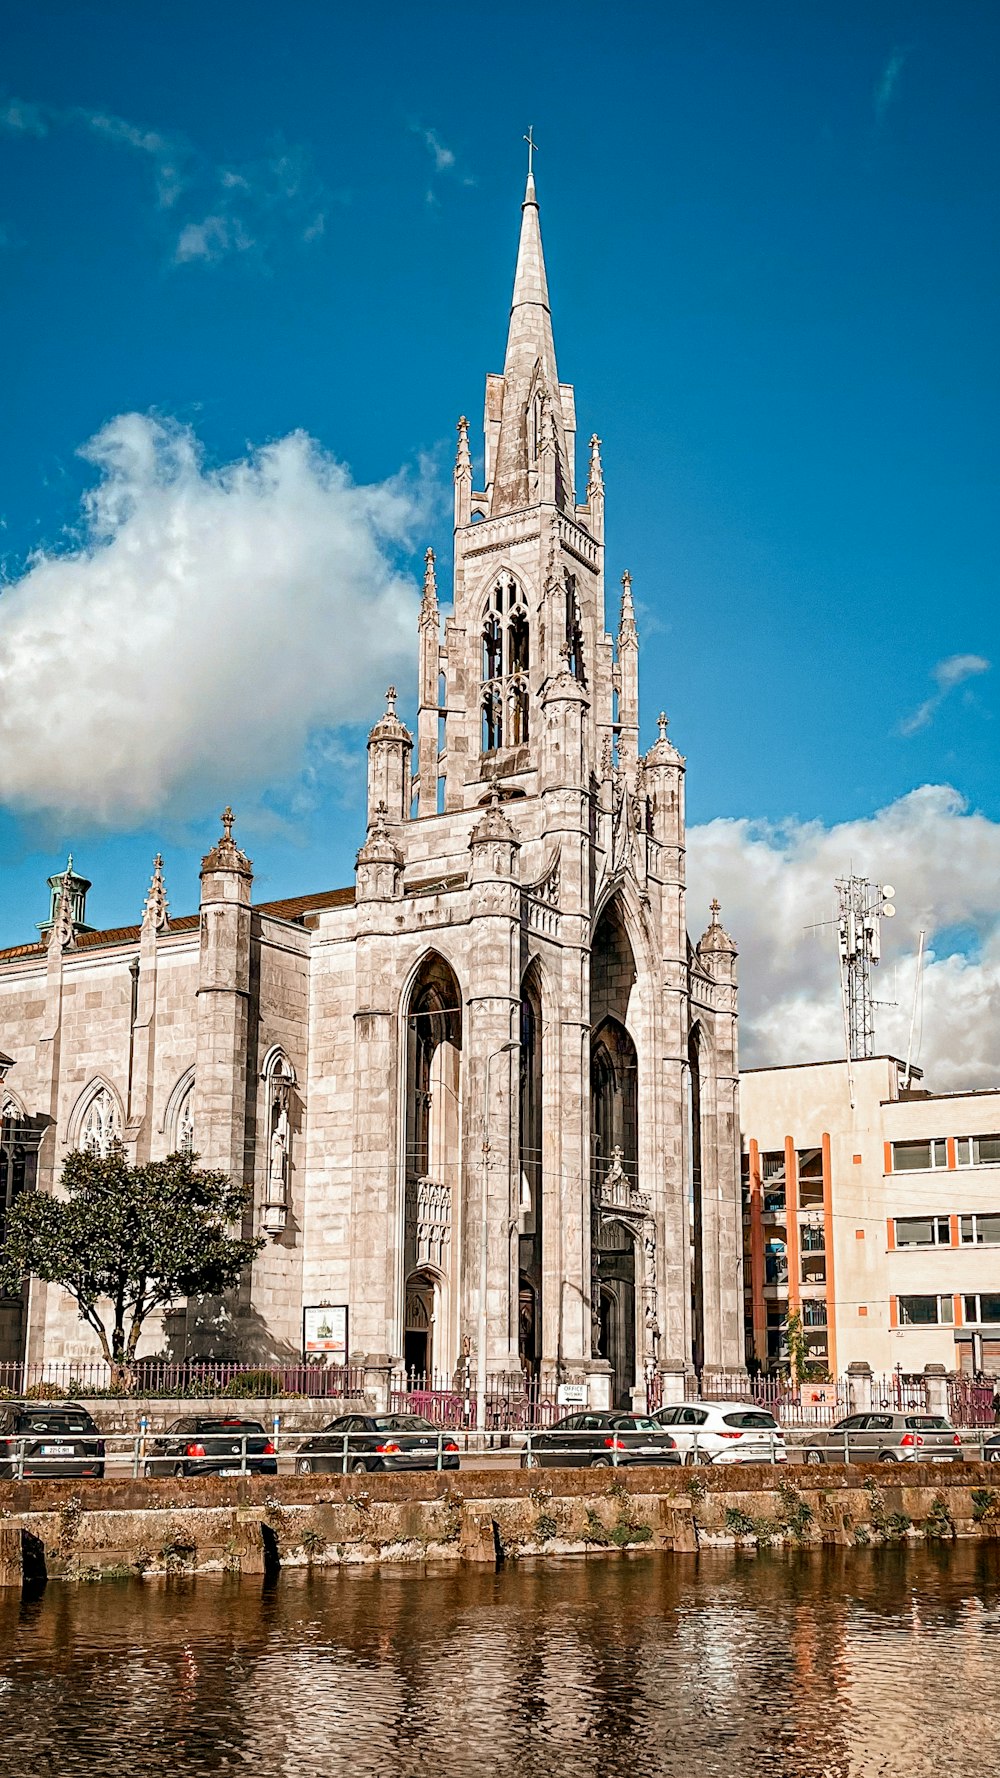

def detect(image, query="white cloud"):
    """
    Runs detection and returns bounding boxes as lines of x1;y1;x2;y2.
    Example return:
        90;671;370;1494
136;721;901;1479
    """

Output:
419;128;456;173
0;414;423;827
874;46;907;123
0;97;48;136
899;652;990;735
688;785;1000;1091
1;97;327;263
411;123;474;204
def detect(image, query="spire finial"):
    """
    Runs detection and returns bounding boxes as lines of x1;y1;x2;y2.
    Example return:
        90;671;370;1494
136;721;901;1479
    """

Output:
710;897;721;924
48;870;76;953
657;711;668;741
421;547;438;607
619;570;637;642
221;806;234;842
454;413;472;485
523;125;537;180
385;685;397;716
143;852;170;933
587;433;604;497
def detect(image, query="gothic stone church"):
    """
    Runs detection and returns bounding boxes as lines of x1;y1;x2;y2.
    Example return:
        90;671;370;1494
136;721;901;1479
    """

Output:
0;169;744;1404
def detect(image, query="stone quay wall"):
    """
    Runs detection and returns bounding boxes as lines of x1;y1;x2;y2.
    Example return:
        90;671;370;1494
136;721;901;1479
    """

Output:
2;1463;1000;1586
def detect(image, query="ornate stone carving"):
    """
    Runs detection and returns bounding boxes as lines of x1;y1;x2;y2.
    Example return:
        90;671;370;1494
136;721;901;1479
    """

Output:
405;1176;452;1270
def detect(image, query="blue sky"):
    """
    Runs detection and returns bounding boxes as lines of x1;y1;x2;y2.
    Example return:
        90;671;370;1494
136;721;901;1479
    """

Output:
0;1;997;1075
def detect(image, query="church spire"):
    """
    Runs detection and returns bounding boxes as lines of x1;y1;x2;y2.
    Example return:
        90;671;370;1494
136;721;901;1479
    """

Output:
489;150;571;518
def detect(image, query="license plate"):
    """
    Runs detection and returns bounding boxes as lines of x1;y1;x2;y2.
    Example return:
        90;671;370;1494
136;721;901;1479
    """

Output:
219;1467;244;1476
40;1445;74;1457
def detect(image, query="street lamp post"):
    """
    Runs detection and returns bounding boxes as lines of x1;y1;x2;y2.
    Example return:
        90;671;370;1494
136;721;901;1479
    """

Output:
477;1039;519;1436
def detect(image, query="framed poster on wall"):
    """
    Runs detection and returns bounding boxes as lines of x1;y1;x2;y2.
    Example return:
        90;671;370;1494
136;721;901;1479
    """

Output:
303;1304;348;1362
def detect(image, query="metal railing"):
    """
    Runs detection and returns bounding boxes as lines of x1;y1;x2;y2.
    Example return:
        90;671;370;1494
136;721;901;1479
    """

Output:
389;1370;562;1430
0;1360;367;1401
0;1422;998;1480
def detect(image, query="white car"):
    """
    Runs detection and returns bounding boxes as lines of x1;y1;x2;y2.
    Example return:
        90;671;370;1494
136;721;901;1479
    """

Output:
653;1400;787;1464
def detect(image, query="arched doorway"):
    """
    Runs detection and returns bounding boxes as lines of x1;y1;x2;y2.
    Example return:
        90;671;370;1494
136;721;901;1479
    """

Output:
403;955;462;1379
689;1026;704;1374
590;1012;640;1408
404;1268;438;1379
518;966;543;1376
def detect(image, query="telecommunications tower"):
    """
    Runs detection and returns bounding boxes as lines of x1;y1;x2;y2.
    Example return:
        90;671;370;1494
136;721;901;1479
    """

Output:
836;876;896;1059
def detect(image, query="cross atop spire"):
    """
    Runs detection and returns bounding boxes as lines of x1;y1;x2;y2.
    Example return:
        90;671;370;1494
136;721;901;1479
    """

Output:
710;897;721;923
523;125;538;179
221;806;235;841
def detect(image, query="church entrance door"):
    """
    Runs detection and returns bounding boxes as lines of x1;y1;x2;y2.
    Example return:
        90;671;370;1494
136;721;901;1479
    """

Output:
597;1239;636;1408
404;1270;436;1381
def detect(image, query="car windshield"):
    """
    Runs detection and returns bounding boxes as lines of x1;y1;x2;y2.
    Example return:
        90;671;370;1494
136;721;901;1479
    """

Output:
722;1411;778;1430
904;1416;950;1431
371;1416;435;1432
195;1420;265;1433
17;1414;94;1434
609;1416;657;1431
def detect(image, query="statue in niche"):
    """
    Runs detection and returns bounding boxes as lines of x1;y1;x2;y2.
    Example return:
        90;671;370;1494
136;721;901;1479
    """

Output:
268;1080;290;1195
643;1225;657;1290
644;1302;660;1360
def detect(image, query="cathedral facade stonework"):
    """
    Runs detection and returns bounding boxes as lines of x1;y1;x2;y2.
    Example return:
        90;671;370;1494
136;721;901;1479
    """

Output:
0;171;744;1402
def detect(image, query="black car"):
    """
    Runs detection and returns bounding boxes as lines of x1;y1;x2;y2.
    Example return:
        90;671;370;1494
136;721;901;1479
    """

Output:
0;1401;105;1479
984;1432;1000;1463
520;1412;680;1469
295;1413;460;1475
143;1417;277;1478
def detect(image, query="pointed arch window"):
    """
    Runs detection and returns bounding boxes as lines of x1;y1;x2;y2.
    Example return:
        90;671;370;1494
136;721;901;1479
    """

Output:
481;574;530;752
79;1086;122;1157
564;575;585;683
176;1085;195;1156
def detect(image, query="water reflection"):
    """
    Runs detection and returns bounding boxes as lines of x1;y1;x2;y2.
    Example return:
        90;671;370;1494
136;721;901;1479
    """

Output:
0;1546;998;1776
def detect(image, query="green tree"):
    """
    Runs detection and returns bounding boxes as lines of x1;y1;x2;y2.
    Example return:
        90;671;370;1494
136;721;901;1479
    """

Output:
0;1145;263;1387
784;1308;807;1388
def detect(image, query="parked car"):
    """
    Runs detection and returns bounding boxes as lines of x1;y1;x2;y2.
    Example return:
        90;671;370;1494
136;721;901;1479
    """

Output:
520;1412;680;1469
0;1402;105;1479
295;1413;460;1475
803;1412;963;1464
653;1401;787;1465
143;1417;277;1478
984;1432;1000;1463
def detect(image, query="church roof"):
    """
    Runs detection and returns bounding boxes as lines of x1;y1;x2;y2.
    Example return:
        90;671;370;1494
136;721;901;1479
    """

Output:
0;885;355;964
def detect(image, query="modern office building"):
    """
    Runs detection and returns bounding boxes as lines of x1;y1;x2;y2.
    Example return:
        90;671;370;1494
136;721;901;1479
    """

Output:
741;1055;1000;1375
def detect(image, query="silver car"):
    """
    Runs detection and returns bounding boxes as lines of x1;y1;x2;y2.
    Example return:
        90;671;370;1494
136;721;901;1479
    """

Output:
804;1411;963;1464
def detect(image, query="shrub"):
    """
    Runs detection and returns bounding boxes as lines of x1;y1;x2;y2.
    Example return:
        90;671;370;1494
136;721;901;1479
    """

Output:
222;1370;282;1398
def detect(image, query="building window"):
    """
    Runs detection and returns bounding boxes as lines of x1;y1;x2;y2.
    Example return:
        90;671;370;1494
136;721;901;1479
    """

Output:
79;1086;122;1157
760;1151;785;1212
800;1223;826;1254
802;1300;827;1328
891;1139;948;1172
897;1294;953;1326
959;1213;1000;1245
956;1134;1000;1168
481;574;529;752
963;1294;1000;1325
894;1215;952;1248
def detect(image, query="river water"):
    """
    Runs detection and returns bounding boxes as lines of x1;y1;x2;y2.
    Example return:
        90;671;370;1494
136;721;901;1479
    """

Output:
1;1545;998;1777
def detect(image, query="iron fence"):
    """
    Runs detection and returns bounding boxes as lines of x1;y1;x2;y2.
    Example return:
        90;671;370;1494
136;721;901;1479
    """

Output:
389;1370;561;1429
686;1369;1000;1429
0;1359;367;1401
